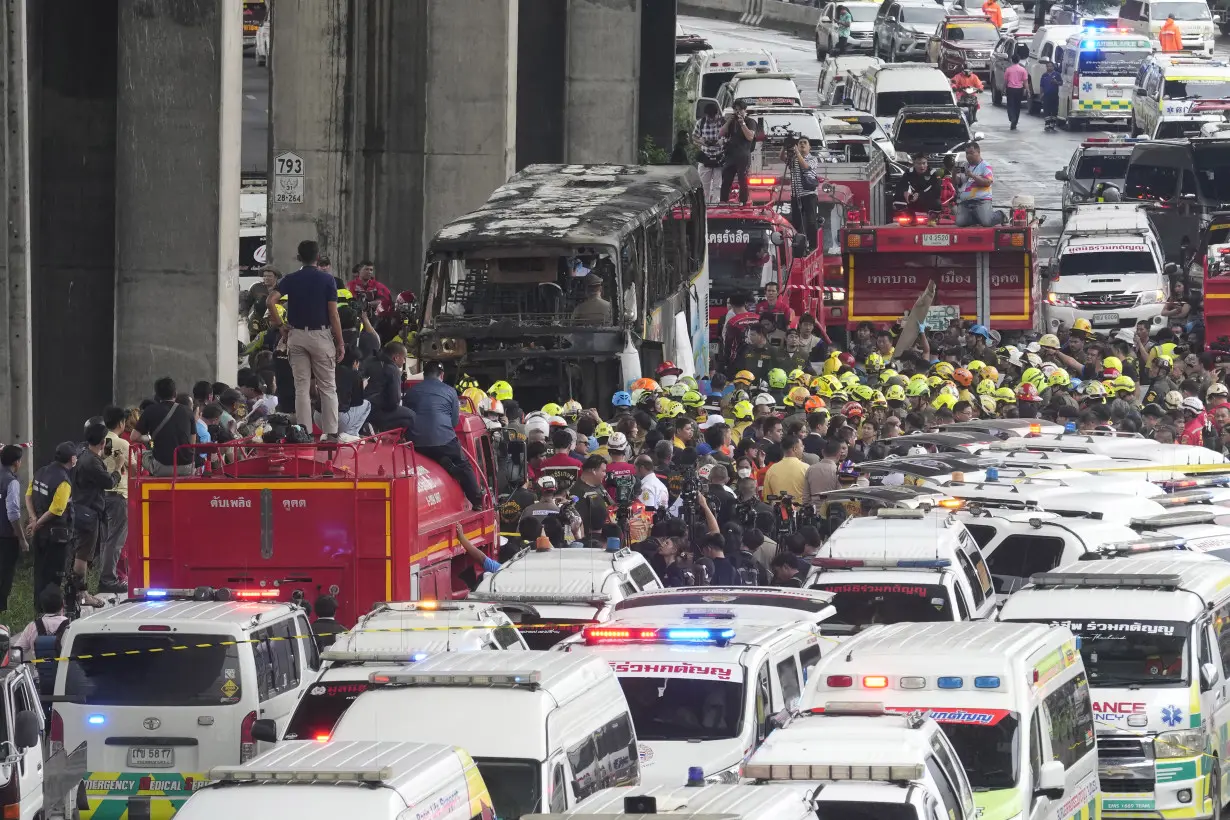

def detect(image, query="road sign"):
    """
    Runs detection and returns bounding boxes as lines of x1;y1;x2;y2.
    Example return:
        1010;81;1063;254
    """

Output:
274;151;304;204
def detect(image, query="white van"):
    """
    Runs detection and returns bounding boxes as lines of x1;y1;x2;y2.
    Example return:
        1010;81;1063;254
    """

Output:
1057;30;1153;127
1022;25;1083;110
474;546;662;649
679;50;779;109
848;63;956;127
556;615;828;785
744;703;977;820
804;622;1099;820
55;588;318;820
817;54;883;105
612;587;837;629
806;508;998;625
999;554;1230;820
1043;203;1169;336
0;631;44;820
987;432;1229;466
176;740;495;820
329;651;639;819
1119;0;1216;56
527;783;819;820
1131;55;1230;138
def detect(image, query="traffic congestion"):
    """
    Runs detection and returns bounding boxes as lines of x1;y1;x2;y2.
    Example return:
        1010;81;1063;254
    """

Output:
7;3;1230;820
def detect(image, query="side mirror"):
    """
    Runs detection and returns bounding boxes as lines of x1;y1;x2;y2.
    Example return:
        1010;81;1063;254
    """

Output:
695;96;719;121
13;710;39;751
1201;661;1219;692
769;709;792;731
1164;262;1179;276
7;648;21;666
771;231;785;247
250;718;279;744
1055;169;1069;181
973;131;986;141
1034;760;1066;801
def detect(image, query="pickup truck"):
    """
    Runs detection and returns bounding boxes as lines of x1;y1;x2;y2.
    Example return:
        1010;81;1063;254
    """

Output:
887;104;982;170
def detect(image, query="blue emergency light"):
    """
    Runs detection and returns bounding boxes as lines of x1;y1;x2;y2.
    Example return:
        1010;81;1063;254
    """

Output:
937;676;963;689
974;676;1001;688
144;589;168;598
411;653;428;662
88;715;105;725
664;628;736;643
896;559;952;569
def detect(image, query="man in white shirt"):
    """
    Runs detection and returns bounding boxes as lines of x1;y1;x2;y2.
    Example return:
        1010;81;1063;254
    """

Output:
635;455;669;512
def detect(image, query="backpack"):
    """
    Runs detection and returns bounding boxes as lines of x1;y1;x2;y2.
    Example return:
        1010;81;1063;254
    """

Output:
34;617;70;700
735;550;767;587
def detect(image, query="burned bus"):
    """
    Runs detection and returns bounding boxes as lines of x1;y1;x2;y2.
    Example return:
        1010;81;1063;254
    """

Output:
417;165;709;407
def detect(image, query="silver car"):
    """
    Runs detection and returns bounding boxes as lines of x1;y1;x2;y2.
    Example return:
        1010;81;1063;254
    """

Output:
874;0;949;61
816;2;881;58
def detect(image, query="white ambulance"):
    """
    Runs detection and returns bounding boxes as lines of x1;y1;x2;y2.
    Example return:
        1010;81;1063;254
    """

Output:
744;703;977;820
528;783;819;820
1057;29;1153;128
803;622;1100;820
556;615;827;786
999;554;1230;820
1130;55;1230;138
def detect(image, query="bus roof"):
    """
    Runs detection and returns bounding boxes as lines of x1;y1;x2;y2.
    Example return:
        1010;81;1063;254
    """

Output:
429;164;700;254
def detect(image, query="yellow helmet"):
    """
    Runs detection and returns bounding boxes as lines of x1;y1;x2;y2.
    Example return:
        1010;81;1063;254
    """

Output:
681;389;705;408
839;372;859;388
909;373;928;386
1112;375;1136;394
994;386;1017;403
820;374;843;396
871;390;888;407
958;389;975;404
1102;356;1124;373
865;352;885;373
668;382;689;399
595;422;614;438
979;395;997;415
886;384;907;402
788;368;808;386
1155;355;1174;369
823;352;843;375
732;400;754;420
665;401;686;419
768;368;789;390
1039;333;1061;349
1156;342;1179;361
927;375;944;389
977;378;997;395
488;380;513;402
932;393;957;411
933;362;955;380
785;386;811;406
541;402;562;416
1048;369;1071;388
336;287;354;302
456;374;480;391
851;384;875;402
939;383;960;400
879;369;899;385
981;366;999;384
907;380;931;397
1020;367;1043;388
561;399;582;418
733;370;755;386
1072;317;1094;335
679;375;698;391
967;360;986;374
461;387;487;412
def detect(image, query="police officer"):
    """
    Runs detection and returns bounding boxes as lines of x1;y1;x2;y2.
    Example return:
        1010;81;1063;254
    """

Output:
24;442;77;607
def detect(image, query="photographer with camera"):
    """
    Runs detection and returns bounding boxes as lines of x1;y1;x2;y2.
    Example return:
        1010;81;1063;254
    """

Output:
99;407;130;594
782;136;820;252
70;422;119;589
719;101;758;206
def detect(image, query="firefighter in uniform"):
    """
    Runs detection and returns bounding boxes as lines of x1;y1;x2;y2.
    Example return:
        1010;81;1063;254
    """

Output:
24;442;77;606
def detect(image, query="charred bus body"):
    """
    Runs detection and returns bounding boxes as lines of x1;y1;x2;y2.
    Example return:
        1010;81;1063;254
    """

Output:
417;165;709;408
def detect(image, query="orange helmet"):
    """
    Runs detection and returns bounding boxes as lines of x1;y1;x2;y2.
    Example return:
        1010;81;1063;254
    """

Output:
631;378;660;392
843;401;865;418
804;395;827;413
952;368;973;388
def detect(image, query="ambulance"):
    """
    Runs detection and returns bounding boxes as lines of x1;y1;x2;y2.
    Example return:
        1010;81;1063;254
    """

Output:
744;703;977;820
999;554;1230;820
1130;55;1230;139
1057;29;1153;128
555;614;828;786
803;622;1100;820
529;783;819;820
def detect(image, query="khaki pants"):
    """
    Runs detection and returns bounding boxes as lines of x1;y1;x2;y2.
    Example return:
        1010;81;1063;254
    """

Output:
288;327;338;435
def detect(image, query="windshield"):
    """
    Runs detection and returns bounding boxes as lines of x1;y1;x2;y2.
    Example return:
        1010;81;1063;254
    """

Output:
283;680;369;740
812;582;955;625
894;115;970;147
618;675;745;741
1058;250;1155;275
513;620;590;650
1163;78;1230;99
1151;1;1211;18
1195;144;1230;203
734;80;800;104
902;6;947;25
763;118;825;144
1078;50;1149;76
939;714;1021;790
1124;164;1178;201
1074;154;1130;180
946;22;999;42
708;220;783;300
828;115;881;136
474;758;542;820
1156;120;1215;139
876;91;956;117
702;72;739;98
66;634;240;706
817;803;921;820
1208;221;1230;245
1012;619;1190;686
844;5;881;21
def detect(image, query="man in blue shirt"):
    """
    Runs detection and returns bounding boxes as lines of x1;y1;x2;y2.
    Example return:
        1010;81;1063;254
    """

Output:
267;240;344;440
404;362;484;508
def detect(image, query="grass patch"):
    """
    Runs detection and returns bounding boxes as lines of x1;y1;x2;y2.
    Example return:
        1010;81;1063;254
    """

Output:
3;554;102;632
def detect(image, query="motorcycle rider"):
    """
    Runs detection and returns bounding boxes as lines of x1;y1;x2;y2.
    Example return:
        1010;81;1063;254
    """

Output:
951;67;984;122
894;153;943;218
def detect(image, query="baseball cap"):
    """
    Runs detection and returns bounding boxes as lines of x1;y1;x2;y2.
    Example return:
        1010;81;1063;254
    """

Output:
699;413;728;430
54;441;77;462
607;432;629;451
698;463;715;480
536;475;557;491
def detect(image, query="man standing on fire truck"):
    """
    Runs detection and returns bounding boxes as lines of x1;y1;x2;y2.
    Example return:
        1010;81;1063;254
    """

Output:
405;362;484;509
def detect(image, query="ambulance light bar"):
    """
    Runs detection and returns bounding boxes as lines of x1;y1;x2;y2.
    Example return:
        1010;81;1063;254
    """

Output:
1131;509;1218;529
1160;476;1230;491
131;587;279;602
744;763;925;782
1029;571;1181;590
368;670;542;689
475;592;610;606
321;649;430;664
211;765;392;783
681;608;737;619
582;625;736;646
1155;490;1213;508
372;600;480;612
875;508;926;519
811;557;951;569
825;675;1000;689
1093;536;1187;556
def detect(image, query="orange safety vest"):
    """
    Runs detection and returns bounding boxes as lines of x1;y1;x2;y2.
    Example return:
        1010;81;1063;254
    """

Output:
982;1;1003;30
1159;20;1182;51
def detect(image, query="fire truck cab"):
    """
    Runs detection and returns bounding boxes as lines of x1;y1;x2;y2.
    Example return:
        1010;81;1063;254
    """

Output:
128;420;499;626
1202;212;1230;346
841;200;1042;334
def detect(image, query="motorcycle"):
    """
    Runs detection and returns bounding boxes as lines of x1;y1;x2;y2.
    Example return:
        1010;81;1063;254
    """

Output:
955;86;980;125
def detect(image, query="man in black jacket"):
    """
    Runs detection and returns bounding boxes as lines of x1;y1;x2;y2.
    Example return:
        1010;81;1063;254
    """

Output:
71;422;118;583
363;341;415;437
312;594;346;650
894;153;942;218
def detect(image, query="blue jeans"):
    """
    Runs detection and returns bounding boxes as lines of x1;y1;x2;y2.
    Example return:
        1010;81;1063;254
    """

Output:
955;199;995;227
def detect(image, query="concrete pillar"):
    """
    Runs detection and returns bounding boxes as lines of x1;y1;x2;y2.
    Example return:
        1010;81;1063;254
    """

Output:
566;0;641;163
639;0;677;158
267;0;352;275
517;0;567;169
0;0;32;455
28;0;118;459
113;0;241;404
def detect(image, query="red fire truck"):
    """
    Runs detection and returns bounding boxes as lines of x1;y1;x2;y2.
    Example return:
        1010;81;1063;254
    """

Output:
127;419;499;624
1202;212;1230;344
840;206;1042;333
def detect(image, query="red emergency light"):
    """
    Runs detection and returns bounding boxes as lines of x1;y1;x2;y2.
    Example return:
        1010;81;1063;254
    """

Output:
997;229;1026;249
748;176;778;187
234;589;281;599
847;208;863;225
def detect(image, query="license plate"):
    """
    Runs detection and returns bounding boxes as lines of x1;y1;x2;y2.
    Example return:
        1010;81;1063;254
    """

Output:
922;233;952;246
969;61;988;67
128;747;174;769
1107;88;1123;97
1092;312;1119;326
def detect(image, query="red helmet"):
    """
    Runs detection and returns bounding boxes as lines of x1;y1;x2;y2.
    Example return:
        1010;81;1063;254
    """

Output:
843;401;865;418
657;361;683;377
395;290;416;305
1016;382;1043;403
838;352;857;369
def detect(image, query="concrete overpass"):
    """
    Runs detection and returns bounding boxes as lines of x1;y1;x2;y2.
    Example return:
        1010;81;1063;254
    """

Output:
0;0;675;460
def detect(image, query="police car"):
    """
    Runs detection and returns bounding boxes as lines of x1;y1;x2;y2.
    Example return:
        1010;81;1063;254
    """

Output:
744;702;977;820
